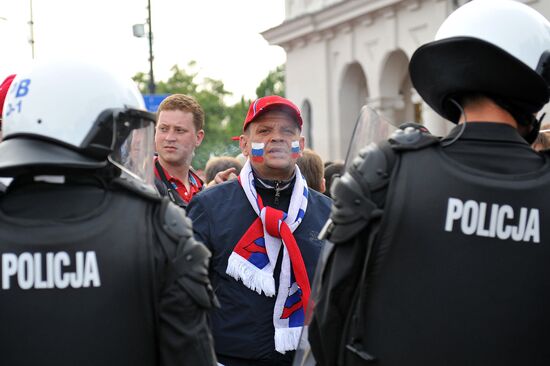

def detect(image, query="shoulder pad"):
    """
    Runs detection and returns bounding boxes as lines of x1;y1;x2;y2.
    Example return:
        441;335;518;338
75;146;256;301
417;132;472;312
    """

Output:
173;237;219;309
161;199;194;240
327;142;390;243
156;199;218;308
111;176;161;202
350;142;394;193
389;125;439;151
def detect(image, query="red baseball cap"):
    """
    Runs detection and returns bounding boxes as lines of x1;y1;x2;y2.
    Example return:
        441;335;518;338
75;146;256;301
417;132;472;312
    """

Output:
0;74;16;117
231;95;303;141
243;95;302;131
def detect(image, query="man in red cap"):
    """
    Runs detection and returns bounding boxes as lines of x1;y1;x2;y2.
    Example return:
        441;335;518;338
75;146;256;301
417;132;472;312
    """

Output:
187;95;331;366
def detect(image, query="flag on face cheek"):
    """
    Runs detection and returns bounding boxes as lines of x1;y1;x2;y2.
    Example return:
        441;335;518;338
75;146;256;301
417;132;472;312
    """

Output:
291;141;301;159
251;142;265;163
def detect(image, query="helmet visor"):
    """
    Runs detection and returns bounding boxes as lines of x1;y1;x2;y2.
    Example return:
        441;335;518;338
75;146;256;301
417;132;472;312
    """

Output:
108;110;156;187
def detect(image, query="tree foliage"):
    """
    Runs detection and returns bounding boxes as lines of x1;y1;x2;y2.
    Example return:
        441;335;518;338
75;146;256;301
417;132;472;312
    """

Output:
134;62;284;169
255;64;285;98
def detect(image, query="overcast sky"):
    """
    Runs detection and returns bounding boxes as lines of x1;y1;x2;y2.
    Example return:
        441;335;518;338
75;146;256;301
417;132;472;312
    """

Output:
0;0;286;102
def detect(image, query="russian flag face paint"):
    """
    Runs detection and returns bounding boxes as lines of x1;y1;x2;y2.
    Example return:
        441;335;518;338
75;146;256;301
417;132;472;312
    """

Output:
251;142;265;163
291;140;301;159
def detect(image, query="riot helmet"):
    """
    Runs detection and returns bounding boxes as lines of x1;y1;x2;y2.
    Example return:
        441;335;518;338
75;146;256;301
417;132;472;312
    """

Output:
0;59;156;185
409;0;550;125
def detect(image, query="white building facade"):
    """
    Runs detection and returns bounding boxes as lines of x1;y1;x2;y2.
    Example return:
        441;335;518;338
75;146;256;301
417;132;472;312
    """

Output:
262;0;550;161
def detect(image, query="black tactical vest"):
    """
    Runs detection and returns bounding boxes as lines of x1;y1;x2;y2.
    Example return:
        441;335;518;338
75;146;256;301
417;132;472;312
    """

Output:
0;187;160;365
354;146;550;365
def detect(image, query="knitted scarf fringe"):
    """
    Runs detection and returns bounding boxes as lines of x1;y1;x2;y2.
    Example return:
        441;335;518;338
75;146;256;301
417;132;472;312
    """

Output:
227;252;276;296
275;327;303;353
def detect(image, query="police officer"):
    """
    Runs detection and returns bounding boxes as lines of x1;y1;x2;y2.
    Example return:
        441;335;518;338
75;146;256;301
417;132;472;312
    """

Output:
309;1;550;365
0;60;217;366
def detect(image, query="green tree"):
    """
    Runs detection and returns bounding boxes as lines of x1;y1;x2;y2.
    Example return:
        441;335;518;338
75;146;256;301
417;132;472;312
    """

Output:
133;62;200;96
255;64;285;97
132;71;149;93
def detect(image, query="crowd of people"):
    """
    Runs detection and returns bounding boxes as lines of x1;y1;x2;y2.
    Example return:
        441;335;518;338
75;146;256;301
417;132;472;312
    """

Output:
1;0;550;365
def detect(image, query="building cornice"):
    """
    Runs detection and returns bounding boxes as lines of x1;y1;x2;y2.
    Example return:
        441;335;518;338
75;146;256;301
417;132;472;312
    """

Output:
262;0;406;48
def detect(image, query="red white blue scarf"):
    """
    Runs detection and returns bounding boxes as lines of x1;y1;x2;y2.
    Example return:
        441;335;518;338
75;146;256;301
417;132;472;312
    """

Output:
226;159;311;353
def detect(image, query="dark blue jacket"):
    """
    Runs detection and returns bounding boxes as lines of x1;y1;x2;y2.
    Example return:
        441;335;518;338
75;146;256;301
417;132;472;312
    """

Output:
187;178;331;364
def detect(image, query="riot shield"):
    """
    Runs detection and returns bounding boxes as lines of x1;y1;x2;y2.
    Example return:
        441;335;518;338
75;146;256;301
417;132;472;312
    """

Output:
343;105;397;170
293;105;398;366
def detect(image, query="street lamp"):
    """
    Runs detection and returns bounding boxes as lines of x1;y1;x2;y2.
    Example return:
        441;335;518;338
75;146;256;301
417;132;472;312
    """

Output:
133;0;155;94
